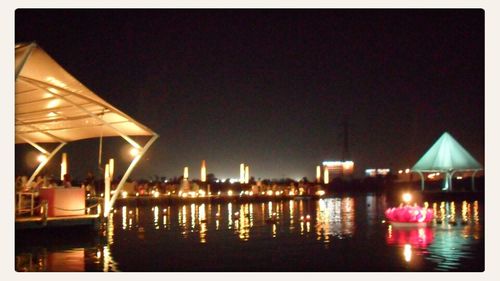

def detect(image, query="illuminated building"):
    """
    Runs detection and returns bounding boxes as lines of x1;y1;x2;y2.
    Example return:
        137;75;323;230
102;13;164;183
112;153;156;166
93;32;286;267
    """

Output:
183;166;189;179
365;168;390;177
323;167;329;184
201;160;206;182
244;165;250;184
322;160;354;182
240;163;245;183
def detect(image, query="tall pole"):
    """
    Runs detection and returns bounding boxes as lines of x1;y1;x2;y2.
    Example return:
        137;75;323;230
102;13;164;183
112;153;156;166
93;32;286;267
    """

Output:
109;158;114;181
60;152;67;181
104;163;111;215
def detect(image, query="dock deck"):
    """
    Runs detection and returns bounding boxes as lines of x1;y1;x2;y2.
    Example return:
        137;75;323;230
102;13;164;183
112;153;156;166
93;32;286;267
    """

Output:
16;214;102;230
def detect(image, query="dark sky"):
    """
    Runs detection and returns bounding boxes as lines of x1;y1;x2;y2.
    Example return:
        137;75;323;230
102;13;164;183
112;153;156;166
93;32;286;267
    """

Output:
15;9;484;181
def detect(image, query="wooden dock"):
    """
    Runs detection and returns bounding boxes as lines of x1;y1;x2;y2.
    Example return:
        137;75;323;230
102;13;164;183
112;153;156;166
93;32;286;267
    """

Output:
16;214;102;230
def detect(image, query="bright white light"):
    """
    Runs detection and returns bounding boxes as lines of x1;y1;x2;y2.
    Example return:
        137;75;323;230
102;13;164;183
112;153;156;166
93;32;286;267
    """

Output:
46;76;67;88
405;168;410;174
153;191;160;198
121;191;128;198
227;190;233;196
267;190;273;196
47;99;60;109
398;170;403;174
322;161;342;166
402;193;412;204
130;148;140;157
37;154;48;163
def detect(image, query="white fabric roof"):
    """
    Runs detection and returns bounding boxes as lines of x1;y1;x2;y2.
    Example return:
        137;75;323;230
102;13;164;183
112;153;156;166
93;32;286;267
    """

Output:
411;132;482;172
15;42;156;144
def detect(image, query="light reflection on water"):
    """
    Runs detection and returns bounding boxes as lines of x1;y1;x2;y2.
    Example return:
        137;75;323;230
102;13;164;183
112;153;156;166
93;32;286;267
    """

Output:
15;196;483;271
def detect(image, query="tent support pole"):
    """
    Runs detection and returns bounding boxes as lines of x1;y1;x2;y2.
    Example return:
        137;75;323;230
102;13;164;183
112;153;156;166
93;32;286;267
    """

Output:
415;171;425;191
449;170;458;192
26;142;66;188
472;170;480;192
104;134;158;217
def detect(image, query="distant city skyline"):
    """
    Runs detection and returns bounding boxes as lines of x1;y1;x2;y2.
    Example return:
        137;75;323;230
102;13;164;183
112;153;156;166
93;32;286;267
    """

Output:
15;9;484;181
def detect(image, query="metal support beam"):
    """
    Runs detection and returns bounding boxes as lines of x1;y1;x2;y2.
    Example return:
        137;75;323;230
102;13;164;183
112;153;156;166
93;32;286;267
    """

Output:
15;43;36;80
16;135;49;154
26;142;66;188
104;134;158;217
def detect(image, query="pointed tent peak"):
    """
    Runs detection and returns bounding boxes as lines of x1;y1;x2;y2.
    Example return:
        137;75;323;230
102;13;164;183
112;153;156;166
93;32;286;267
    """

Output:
411;132;482;172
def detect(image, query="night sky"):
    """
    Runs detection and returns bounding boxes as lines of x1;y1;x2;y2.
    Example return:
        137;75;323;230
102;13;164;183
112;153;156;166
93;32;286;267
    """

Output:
15;9;484;181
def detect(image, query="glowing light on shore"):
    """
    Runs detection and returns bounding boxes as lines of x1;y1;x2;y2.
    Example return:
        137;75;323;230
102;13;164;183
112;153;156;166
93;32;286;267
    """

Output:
227;190;233;196
316;165;321;182
201;160;206;182
316;190;325;196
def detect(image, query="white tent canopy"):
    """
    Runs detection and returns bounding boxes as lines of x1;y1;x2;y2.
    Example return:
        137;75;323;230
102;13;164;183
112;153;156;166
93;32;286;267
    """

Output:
16;42;154;145
411;132;482;191
16;42;158;216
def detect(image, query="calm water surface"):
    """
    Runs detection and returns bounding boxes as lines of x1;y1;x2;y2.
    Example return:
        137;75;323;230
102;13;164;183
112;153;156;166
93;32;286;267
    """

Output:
15;195;484;271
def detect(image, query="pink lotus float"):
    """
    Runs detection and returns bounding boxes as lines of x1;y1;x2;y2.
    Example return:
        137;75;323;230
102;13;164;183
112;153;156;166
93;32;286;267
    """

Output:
385;193;434;227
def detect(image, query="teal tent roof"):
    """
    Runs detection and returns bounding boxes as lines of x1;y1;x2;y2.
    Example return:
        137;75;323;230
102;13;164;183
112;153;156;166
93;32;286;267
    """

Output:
411;132;482;172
